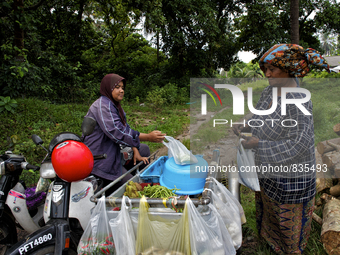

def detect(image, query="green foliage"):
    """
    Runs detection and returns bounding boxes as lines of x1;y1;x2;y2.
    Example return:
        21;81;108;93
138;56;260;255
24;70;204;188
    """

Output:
146;83;189;107
227;62;264;81
0;96;17;113
235;0;332;56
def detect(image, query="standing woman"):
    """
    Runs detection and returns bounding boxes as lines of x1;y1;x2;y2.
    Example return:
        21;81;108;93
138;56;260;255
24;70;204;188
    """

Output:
84;74;165;193
233;44;329;254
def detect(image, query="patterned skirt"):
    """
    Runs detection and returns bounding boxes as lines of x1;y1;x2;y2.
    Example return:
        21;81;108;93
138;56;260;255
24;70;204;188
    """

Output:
255;189;315;254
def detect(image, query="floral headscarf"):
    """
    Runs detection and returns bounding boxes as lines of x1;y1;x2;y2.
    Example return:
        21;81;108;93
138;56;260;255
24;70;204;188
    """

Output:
259;44;330;77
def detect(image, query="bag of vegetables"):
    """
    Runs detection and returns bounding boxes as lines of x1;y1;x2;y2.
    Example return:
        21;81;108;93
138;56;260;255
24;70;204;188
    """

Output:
109;196;135;255
136;196;236;254
162;136;197;165
136;196;190;254
77;196;115;255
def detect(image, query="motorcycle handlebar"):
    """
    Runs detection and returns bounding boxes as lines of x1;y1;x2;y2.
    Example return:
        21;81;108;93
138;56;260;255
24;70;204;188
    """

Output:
21;162;40;171
93;154;107;160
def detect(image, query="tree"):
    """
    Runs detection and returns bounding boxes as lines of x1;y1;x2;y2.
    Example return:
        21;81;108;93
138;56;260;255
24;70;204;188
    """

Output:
315;0;340;34
235;0;330;59
320;32;337;56
290;0;299;44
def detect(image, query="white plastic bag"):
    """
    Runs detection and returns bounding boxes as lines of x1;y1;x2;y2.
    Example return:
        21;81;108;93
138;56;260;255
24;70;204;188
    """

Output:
187;197;236;255
211;177;246;224
109;196;135;255
77;196;115;255
237;139;260;192
206;187;242;249
162;136;198;165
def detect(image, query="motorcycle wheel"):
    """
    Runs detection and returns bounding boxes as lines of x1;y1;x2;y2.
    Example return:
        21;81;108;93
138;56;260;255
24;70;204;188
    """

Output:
31;245;54;255
31;245;77;255
0;212;17;245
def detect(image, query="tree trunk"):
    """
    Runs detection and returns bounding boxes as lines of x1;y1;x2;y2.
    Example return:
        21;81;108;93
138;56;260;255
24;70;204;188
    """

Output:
321;199;340;254
156;31;160;67
290;0;299;44
317;138;340;155
13;0;24;56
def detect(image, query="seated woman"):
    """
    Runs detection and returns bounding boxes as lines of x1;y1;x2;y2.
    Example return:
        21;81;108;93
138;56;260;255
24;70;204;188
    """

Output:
84;73;165;194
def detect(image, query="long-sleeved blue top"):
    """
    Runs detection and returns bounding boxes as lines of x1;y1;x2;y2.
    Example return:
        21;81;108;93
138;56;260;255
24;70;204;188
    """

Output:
84;96;140;181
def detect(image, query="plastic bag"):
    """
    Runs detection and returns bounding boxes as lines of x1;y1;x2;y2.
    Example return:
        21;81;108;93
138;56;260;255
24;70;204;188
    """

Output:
109;196;135;255
206;186;242;249
162;136;198;165
135;196;236;254
189;200;236;255
210;177;246;224
136;196;191;254
77;196;115;255
237;139;260;192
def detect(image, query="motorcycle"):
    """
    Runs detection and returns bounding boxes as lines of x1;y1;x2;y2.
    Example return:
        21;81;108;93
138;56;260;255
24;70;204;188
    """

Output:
0;150;43;255
5;116;142;255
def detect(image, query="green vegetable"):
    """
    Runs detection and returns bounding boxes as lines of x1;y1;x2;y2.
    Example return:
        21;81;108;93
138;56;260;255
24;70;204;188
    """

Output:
139;185;180;198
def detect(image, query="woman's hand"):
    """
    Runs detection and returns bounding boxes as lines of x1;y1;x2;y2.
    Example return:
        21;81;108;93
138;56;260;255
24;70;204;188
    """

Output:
241;136;259;149
132;147;149;165
232;124;251;136
140;130;166;143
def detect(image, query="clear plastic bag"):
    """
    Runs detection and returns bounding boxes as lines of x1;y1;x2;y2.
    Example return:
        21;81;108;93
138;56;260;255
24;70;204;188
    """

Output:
135;196;191;254
109;196;135;255
237;139;260;192
162;136;198;165
77;196;115;255
207;186;242;249
188;198;236;255
210;177;246;224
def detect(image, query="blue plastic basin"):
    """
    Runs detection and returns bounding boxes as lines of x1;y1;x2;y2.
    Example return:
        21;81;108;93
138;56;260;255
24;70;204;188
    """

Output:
140;156;167;183
160;155;208;195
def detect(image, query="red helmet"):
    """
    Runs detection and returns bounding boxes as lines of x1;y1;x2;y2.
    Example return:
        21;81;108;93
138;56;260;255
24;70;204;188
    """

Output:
51;140;94;182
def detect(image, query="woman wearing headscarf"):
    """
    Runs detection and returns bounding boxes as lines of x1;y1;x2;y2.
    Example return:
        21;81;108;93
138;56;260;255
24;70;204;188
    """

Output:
84;74;165;193
233;44;329;254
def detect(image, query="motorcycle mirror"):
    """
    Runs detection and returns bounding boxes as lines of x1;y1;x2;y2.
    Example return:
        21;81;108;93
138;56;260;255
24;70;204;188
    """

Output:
82;117;97;137
32;134;43;145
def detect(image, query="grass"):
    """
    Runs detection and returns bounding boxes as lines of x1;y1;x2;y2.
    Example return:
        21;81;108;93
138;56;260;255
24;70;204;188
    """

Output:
240;186;327;255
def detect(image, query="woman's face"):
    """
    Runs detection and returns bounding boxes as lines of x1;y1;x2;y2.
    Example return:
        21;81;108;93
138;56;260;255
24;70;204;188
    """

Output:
111;81;124;102
263;63;291;87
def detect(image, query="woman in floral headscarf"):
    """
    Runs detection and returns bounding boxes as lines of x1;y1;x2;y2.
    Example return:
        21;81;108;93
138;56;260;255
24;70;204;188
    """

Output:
233;44;329;254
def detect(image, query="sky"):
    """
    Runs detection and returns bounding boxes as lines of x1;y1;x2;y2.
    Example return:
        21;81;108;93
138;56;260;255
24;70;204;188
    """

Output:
237;51;257;63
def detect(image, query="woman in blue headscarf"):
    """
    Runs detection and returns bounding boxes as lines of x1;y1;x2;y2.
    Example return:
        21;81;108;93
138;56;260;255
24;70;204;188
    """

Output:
233;44;329;254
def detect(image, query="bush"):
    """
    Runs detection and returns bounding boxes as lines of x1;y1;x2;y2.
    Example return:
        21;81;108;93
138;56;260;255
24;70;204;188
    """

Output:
146;83;189;107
